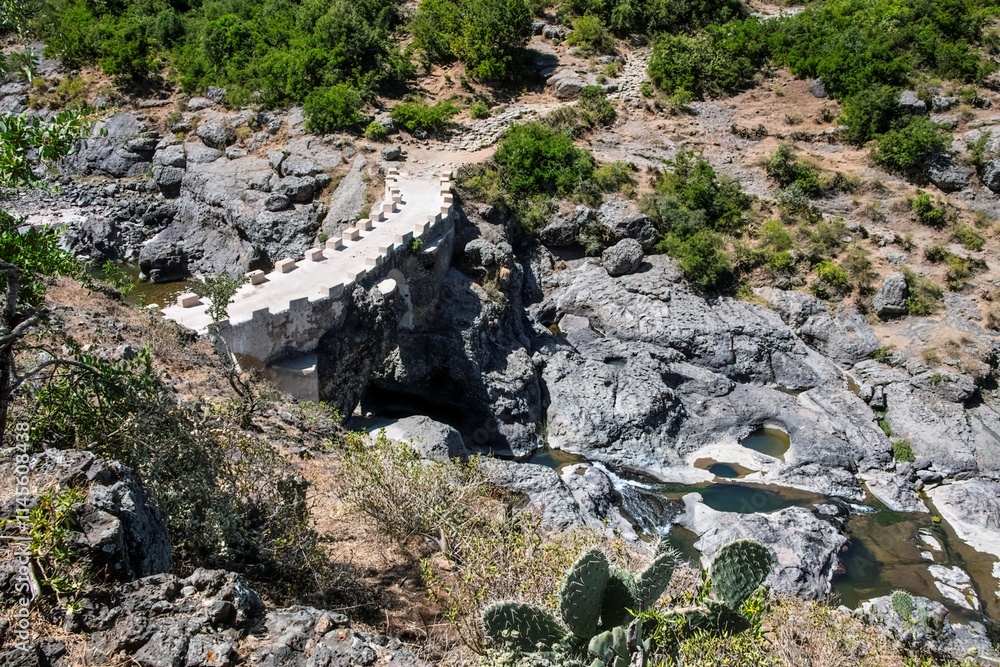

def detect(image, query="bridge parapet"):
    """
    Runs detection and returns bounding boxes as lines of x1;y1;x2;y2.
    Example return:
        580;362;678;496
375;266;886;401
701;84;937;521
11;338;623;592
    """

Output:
160;168;456;367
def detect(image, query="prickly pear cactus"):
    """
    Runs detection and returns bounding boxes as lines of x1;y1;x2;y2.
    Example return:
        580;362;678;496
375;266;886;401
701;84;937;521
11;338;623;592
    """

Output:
559;549;610;639
709;539;772;610
483;602;566;653
600;566;638;630
588;625;629;667
891;590;914;622
635;541;678;610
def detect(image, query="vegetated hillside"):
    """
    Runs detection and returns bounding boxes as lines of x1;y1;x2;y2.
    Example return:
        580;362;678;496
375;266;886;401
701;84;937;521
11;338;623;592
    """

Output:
4;0;1000;664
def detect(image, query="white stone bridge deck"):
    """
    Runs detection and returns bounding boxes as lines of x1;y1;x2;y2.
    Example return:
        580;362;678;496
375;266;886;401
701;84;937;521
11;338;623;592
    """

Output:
160;168;454;335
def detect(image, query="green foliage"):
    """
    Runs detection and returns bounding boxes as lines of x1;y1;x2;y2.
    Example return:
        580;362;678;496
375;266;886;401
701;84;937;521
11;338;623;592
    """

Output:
24;346;323;596
764;144;822;196
411;0;532;80
566;15;616;55
542;86;616;137
25;485;90;600
0;110;92;188
364;120;390;141
951;224;984;251
0;211;81;308
493;122;595;201
647;18;772;99
99;261;134;296
36;0;406;103
658;230;732;291
772;0;995;101
892;440;916;463
337;430;488;543
470;100;491;119
592;161;635;194
194;272;248;323
643;152;751;291
901;267;942;316
482;540;681;661
811;260;852;299
303;84;365;134
563;0;745;36
910;192;947;228
872;116;950;176
390;99;460;134
710;540;772;611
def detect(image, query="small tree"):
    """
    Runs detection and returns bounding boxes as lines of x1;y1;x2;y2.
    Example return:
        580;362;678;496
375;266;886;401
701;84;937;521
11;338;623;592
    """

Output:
0;110;91;443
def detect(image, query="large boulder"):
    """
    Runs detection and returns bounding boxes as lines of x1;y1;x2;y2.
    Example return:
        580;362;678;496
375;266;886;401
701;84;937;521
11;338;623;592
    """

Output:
548;70;587;100
981;158;1000;193
923;154;973;193
539;205;593;247
898;90;928;115
593;198;658;250
601;238;644;276
370;415;469;461
872;272;909;319
0;450;171;590
67;112;155;178
322;155;367;236
195;117;235;149
676;493;847;599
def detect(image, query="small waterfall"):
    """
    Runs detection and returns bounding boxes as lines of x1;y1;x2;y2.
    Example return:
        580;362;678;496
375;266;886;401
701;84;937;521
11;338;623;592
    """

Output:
592;462;673;536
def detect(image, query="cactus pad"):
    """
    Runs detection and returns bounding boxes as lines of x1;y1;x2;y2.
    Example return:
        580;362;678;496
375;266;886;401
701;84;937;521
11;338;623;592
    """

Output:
635;542;678;610
560;549;610;639
600;566;638;629
588;626;629;667
482;602;566;653
710;539;772;610
891;590;914;621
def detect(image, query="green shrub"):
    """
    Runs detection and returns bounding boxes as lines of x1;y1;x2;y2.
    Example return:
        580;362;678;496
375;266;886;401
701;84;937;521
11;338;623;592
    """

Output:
566;15;616;55
303;84;364;134
493;122;594;200
842;245;875;293
644;151;750;237
647;18;771;99
764;144;823;196
364;120;389;141
892;440;915;462
812;260;852;298
592;160;635;194
872;116;950;176
563;0;745;36
901;267;942;315
412;0;532;80
951;224;984;251
760;219;794;252
469;100;491;119
657;229;732;291
910;192;947;228
390;99;460;134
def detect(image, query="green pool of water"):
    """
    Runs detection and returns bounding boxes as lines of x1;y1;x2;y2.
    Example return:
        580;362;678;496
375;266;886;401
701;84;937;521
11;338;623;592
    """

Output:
709;462;742;479
740;427;791;459
94;262;195;309
527;447;588;472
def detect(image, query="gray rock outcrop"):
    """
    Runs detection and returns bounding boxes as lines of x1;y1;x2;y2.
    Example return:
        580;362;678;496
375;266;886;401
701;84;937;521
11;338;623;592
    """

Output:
923;154;974;193
601;238;643;276
548;70;587;100
593;198;658;250
898;90;928;115
195;117;236;149
539;205;593;247
982;158;1000;193
872;272;909;319
370;415;470;461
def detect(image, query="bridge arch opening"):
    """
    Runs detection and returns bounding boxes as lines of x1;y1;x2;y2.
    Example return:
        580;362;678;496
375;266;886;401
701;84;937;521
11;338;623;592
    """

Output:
386;268;414;330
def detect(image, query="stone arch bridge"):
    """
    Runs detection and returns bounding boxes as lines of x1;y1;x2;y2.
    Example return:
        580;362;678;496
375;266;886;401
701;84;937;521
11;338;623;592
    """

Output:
160;167;457;404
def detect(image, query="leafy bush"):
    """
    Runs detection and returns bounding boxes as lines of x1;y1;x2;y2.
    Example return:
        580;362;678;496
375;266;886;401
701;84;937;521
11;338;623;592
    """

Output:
592;160;635;194
901;267;942;316
469;100;491;119
892;439;915;462
390;99;460;134
811;260;852;298
764;144;823;196
37;0;406;103
647;18;771;99
303;84;364;134
411;0;533;80
364;120;389;141
493;122;595;201
872;116;950;176
910;192;947;228
563;0;745;36
644;151;750;237
658;229;732;290
951;224;984;251
566;15;616;55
